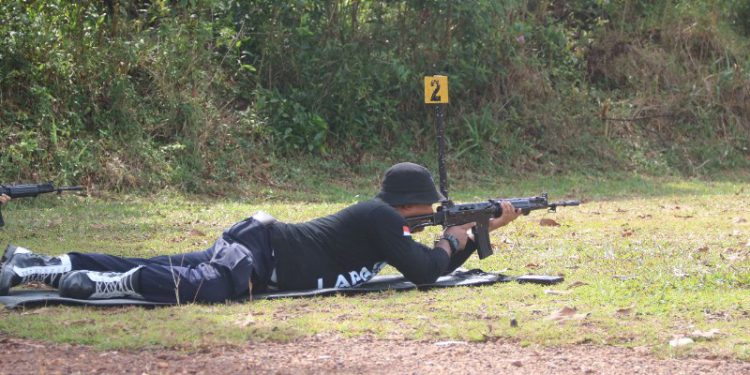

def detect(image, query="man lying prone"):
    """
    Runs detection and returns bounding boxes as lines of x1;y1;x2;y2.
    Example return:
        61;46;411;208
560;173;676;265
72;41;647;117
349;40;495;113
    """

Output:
0;163;520;303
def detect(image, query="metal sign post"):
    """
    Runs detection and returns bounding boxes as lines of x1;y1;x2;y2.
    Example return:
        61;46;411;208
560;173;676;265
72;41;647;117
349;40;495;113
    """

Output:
424;75;449;200
434;104;448;199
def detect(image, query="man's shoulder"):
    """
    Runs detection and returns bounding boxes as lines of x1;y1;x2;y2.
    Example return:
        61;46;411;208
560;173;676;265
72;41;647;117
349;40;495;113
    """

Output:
351;198;395;212
345;198;402;221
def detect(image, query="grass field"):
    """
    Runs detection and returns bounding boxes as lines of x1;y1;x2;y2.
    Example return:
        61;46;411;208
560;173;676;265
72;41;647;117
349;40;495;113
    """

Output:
0;174;748;359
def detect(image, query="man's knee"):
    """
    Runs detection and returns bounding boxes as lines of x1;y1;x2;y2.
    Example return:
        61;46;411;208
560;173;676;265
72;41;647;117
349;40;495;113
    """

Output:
177;263;234;303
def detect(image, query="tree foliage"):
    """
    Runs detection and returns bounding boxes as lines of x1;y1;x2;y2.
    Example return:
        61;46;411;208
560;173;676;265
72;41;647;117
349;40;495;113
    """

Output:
1;0;748;190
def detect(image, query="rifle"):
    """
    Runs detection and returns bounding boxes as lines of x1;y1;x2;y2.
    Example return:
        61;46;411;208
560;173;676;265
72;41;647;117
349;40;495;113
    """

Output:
421;74;579;260
406;193;580;259
0;182;84;227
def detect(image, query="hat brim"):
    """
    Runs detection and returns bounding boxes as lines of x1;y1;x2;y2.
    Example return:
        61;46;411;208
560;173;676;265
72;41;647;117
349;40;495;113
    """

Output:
376;189;445;206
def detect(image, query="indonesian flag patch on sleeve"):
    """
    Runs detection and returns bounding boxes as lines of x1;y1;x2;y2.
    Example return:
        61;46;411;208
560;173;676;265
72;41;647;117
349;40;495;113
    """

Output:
402;225;412;237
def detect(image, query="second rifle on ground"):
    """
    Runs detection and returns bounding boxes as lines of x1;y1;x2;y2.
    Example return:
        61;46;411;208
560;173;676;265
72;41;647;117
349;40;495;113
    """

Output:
0;182;84;227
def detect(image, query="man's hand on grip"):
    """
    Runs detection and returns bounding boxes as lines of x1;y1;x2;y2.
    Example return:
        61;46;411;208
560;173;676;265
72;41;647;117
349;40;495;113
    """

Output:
444;222;475;252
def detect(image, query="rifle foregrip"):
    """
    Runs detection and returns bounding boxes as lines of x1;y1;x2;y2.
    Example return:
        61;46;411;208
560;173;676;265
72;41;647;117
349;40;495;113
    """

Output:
2;183;51;198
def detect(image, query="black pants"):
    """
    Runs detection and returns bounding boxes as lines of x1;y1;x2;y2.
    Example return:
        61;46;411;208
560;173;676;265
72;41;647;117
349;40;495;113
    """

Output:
68;216;276;303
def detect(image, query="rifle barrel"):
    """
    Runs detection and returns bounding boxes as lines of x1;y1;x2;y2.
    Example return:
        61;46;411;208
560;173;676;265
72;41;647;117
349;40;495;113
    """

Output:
552;200;580;206
56;186;84;192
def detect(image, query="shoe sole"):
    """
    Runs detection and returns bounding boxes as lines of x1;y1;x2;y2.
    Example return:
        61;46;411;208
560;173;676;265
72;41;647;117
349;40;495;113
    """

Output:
2;244;19;264
0;244;27;295
0;257;15;295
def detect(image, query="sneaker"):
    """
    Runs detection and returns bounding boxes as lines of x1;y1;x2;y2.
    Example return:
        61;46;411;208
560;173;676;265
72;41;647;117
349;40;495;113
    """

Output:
59;267;143;300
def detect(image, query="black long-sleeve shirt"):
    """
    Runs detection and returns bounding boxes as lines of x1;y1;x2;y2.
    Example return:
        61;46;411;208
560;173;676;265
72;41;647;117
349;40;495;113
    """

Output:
269;198;465;291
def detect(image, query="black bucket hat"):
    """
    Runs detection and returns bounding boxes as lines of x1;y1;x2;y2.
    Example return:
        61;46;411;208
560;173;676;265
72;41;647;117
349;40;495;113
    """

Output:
376;162;445;205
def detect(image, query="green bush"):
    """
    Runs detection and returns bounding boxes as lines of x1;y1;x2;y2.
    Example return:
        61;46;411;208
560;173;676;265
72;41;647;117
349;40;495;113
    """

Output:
1;0;748;191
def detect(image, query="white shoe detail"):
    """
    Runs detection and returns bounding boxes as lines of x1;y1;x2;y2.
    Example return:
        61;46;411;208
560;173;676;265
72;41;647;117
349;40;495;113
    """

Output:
14;247;31;255
14;254;72;286
89;267;143;299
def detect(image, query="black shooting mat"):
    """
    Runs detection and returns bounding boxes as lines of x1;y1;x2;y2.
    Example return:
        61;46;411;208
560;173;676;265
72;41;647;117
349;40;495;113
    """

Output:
0;269;563;309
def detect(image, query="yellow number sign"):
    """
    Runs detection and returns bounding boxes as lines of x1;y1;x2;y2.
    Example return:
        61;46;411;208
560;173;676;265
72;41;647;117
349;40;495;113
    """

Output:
424;75;448;104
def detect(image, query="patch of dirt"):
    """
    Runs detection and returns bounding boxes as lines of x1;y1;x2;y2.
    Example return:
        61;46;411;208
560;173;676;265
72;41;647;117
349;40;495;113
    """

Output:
1;334;749;374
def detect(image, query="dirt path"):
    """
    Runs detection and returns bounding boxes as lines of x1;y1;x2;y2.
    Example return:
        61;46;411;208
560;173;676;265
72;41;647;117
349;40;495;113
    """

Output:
1;334;748;374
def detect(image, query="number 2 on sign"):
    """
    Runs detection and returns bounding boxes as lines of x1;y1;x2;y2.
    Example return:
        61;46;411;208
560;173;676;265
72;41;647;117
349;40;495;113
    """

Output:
430;79;441;102
424;75;448;104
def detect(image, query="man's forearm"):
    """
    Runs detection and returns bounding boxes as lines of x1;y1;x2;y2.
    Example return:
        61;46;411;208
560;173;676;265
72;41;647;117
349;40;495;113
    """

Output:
435;239;453;258
442;240;477;275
